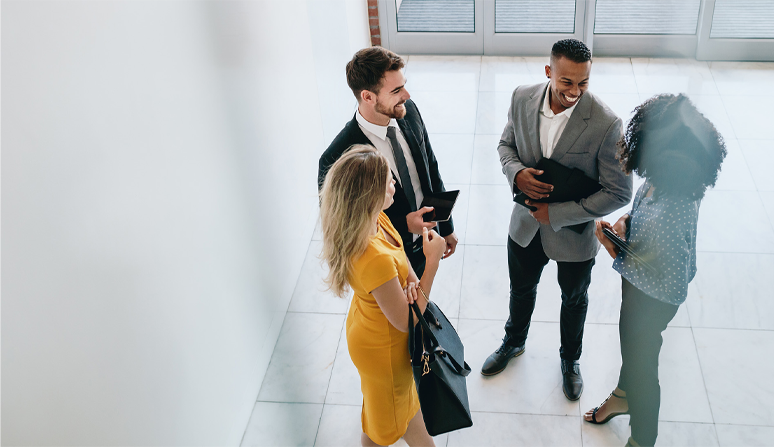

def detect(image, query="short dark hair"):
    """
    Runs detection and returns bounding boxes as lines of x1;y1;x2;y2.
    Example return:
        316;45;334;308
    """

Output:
346;47;405;101
618;94;727;200
551;39;592;64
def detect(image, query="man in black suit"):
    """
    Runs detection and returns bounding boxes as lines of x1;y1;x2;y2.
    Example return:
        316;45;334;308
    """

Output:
318;47;458;276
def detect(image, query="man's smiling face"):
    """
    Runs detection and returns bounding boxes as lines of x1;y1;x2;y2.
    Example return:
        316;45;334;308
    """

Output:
545;56;591;113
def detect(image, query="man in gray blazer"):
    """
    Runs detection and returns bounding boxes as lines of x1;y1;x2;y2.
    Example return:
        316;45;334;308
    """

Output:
481;39;632;401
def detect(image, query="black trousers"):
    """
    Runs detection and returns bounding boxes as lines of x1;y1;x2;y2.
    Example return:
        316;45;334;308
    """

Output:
504;235;595;360
617;278;679;447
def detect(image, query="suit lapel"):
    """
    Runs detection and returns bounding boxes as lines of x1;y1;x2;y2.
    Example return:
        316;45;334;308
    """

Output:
550;91;592;160
527;83;546;162
397;118;431;193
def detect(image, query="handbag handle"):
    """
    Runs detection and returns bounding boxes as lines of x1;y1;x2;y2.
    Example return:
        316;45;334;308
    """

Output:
409;302;471;377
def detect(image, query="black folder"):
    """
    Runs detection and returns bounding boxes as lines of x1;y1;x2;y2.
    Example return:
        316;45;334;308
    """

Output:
513;158;602;234
602;228;659;276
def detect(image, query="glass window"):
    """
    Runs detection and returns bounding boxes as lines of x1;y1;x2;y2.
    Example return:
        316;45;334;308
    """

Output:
710;0;774;39
495;0;576;33
594;0;701;35
396;0;475;33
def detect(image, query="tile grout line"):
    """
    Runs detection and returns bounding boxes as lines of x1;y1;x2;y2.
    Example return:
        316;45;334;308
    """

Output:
312;313;348;446
688;324;720;443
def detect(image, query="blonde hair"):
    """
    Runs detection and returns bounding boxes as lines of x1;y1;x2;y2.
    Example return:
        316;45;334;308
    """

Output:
319;145;390;297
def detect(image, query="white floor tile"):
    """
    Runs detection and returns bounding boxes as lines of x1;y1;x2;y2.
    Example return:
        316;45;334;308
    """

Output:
241;401;322;447
258;313;345;403
694;328;774;426
324;322;361;406
739;139;774;191
658;327;714;423
408;91;478;134
713;139;758;192
471;134;506;186
479;56;547;93
691;95;738;141
761;191;774;229
431;244;465;320
589;58;638;95
447;412;582;446
579;325;714;424
459;245;509;320
475;90;512;135
709;62;774;96
631;58;719;98
429;133;475;185
315;404;449;447
458;319;580;416
687;252;774;330
697;191;774;253
721;95;774;141
583;419;719;447
446;183;470;245
464;184;512;246
596;93;642;121
288;241;350;314
404;55;481;93
715;424;774;446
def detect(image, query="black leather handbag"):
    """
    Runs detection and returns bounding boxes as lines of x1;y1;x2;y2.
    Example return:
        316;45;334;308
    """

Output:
408;300;473;436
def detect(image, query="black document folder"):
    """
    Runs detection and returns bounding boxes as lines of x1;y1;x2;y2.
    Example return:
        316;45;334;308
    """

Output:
602;228;659;276
513;158;602;234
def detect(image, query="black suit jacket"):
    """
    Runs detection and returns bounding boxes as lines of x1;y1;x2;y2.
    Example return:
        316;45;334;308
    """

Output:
318;99;454;259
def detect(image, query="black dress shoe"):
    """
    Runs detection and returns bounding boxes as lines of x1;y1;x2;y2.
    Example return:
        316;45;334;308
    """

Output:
481;341;525;376
561;359;583;401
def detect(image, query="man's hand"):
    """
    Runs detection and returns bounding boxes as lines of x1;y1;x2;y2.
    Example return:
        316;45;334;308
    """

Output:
526;200;550;225
442;232;458;259
407;206;437;235
515;168;553;200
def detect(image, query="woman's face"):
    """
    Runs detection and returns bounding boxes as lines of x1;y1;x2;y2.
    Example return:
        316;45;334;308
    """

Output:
383;171;396;210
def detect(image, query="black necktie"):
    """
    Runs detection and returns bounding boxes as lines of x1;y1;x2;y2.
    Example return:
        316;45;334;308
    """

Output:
386;126;417;212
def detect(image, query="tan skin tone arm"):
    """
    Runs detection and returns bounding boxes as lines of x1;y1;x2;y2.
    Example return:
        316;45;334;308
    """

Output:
370;227;446;332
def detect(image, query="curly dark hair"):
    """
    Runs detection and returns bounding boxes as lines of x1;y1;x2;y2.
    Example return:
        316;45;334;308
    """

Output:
551;39;591;64
618;94;726;200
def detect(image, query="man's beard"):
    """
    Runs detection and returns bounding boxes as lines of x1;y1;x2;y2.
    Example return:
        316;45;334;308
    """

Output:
375;99;406;119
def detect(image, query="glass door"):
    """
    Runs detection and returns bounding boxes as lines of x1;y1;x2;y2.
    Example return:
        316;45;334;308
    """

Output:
591;0;703;57
696;0;774;61
483;0;588;56
382;0;484;54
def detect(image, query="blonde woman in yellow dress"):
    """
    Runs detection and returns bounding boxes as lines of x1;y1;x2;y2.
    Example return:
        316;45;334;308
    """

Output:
320;144;446;446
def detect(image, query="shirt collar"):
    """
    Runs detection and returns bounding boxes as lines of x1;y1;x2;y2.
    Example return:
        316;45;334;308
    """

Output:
356;109;399;141
541;84;577;119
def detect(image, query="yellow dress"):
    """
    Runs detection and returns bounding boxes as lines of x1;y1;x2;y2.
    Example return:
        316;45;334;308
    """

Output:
347;212;420;445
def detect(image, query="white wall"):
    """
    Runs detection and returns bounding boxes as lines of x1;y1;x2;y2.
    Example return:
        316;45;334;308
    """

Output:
1;0;369;445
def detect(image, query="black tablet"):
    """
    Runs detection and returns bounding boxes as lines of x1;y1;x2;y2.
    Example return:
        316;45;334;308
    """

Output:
602;228;659;276
421;190;460;222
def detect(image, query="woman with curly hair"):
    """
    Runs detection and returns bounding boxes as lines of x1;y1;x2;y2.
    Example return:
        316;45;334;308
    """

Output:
583;94;726;447
319;144;446;446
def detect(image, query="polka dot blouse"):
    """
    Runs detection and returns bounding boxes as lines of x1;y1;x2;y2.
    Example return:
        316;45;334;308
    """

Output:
612;180;699;305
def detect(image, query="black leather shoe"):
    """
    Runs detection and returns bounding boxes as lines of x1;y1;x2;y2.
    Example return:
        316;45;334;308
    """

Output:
561;360;583;401
481;341;525;376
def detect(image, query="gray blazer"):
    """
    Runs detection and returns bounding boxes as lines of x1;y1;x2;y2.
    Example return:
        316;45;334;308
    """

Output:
498;82;632;262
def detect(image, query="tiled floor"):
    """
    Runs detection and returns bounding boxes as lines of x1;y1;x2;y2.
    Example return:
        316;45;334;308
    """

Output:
243;57;774;446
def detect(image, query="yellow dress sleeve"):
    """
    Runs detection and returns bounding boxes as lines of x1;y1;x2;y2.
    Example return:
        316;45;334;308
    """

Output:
360;252;399;294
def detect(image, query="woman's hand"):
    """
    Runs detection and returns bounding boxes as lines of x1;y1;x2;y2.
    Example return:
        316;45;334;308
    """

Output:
404;282;418;304
613;214;630;241
422;228;446;264
595;220;620;259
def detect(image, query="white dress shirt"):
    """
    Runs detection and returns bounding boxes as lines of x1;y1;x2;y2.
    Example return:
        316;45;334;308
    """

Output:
356;110;424;240
539;85;578;158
